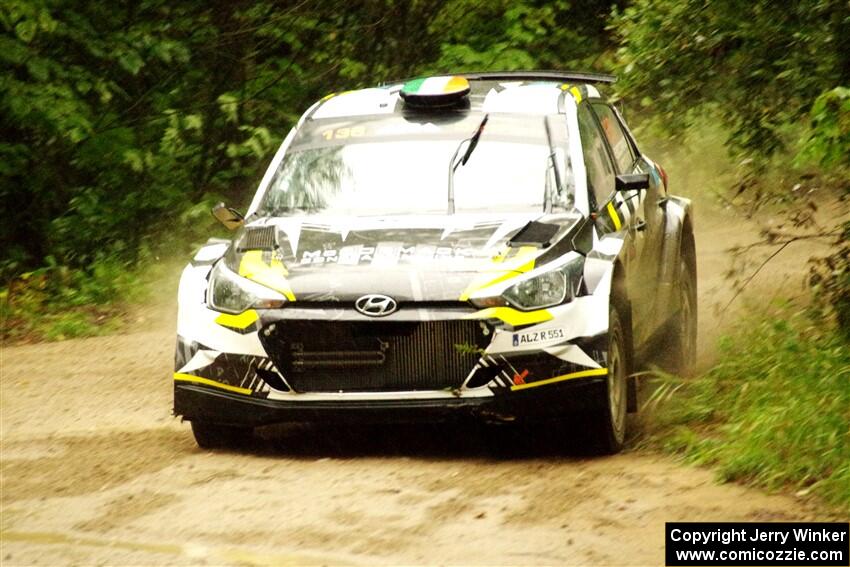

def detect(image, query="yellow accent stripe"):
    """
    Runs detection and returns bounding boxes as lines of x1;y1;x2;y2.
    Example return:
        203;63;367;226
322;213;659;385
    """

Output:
508;247;539;273
239;250;296;301
322;89;353;101
465;306;553;327
459;246;539;301
569;86;583;103
607;201;622;231
459;270;518;302
215;309;259;330
511;367;608;391
174;373;252;395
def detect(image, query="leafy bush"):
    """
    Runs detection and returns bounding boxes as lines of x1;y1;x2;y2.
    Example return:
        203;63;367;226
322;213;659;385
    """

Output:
646;309;850;509
797;87;850;168
612;0;850;161
810;220;850;340
1;251;151;341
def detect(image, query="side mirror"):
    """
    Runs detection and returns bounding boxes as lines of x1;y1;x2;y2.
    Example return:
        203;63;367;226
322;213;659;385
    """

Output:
615;173;649;192
211;202;244;231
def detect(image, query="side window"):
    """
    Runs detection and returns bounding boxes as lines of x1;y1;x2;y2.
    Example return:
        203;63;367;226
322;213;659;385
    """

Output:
577;103;616;208
591;103;635;173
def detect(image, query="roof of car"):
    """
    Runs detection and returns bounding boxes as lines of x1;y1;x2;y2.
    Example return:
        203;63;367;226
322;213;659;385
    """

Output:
309;71;612;120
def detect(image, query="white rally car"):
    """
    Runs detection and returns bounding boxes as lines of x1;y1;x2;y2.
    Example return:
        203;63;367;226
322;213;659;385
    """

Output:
174;71;697;453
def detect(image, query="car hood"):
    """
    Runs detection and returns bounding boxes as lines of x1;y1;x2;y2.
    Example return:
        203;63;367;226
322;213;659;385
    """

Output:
229;212;584;302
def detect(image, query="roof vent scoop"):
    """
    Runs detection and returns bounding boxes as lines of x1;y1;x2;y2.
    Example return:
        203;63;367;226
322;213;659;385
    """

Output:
400;76;470;107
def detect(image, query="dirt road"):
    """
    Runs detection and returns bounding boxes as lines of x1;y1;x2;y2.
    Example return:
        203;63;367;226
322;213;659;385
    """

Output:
1;202;839;566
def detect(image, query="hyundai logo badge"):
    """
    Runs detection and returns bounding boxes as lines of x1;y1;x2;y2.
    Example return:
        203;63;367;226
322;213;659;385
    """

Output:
354;294;398;317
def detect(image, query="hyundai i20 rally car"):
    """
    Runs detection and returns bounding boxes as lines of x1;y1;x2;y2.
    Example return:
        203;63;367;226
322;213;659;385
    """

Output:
174;71;697;453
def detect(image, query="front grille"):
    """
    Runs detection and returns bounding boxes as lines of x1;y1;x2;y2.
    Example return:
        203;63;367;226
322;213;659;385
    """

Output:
259;320;488;392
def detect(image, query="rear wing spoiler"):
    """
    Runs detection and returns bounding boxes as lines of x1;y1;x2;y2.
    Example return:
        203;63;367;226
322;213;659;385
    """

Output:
380;70;616;87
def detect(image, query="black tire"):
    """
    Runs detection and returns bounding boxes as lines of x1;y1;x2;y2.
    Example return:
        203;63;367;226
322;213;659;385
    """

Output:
670;250;698;377
588;303;629;454
190;421;252;450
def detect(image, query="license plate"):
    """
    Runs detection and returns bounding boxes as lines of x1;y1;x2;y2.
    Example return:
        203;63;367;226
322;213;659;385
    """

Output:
512;328;565;347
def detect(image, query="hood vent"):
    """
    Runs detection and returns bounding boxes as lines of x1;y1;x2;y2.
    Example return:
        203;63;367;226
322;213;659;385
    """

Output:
508;221;560;248
237;226;277;252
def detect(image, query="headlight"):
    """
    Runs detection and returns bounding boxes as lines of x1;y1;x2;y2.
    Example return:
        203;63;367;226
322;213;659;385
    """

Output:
503;270;567;310
207;261;287;314
494;256;585;311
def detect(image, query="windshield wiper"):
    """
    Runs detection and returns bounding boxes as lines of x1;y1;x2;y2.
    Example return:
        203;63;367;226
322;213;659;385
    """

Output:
447;114;489;215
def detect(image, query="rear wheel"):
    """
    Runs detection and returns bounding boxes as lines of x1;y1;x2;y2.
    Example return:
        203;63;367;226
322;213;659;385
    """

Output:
670;251;697;376
190;421;252;450
589;304;629;454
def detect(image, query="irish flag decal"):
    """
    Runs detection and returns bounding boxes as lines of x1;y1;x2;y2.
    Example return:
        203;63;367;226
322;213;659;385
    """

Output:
400;76;470;105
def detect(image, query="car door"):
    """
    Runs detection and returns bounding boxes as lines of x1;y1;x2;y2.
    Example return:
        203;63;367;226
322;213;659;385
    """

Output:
612;106;669;344
591;103;660;346
577;100;651;347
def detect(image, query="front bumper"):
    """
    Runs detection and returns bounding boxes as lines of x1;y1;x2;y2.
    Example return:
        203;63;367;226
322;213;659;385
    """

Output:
174;376;607;427
174;262;615;426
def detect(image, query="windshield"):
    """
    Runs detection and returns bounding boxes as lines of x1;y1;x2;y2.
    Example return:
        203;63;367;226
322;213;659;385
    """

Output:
259;112;573;216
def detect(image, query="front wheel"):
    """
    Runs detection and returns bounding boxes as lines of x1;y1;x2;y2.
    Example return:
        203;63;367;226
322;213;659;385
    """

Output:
588;304;629;453
190;421;252;450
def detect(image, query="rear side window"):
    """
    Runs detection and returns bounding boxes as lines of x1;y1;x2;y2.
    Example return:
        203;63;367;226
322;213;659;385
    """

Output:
591;103;635;173
577;103;616;208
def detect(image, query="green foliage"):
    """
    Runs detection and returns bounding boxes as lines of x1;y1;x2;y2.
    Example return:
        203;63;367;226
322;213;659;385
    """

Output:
428;0;619;73
810;221;850;340
0;0;296;280
646;310;850;509
613;0;850;162
797;87;850;168
1;255;141;341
